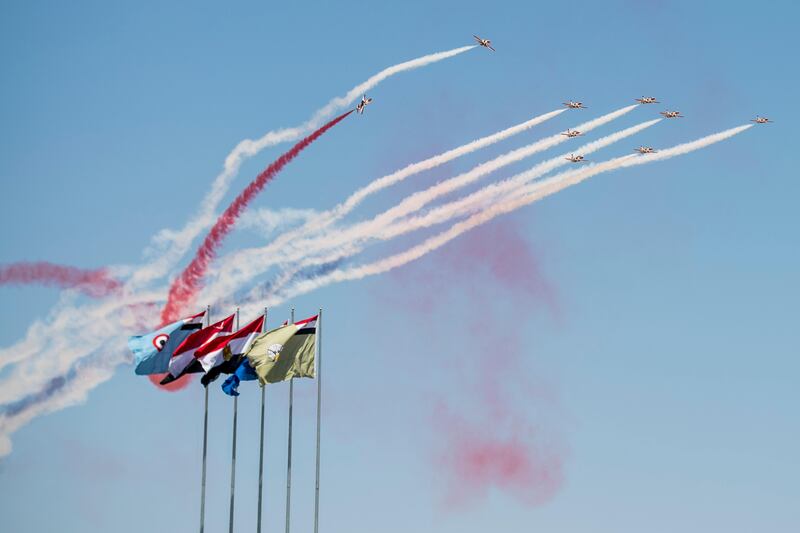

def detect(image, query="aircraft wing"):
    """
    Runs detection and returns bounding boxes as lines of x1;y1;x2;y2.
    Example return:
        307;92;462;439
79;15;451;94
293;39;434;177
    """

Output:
487;44;495;51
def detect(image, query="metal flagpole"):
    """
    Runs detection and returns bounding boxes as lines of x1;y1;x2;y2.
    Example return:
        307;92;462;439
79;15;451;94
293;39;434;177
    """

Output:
285;307;295;533
257;307;268;533
228;308;240;533
199;304;211;533
313;308;323;533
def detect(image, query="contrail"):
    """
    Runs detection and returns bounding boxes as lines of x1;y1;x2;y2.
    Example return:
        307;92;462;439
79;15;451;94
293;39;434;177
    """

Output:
200;106;636;304
160;110;354;324
243;124;751;314
243;119;661;302
128;45;476;290
0;262;121;297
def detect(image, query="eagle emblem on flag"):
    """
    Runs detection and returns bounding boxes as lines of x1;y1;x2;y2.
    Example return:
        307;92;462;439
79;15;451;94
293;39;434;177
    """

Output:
267;343;283;361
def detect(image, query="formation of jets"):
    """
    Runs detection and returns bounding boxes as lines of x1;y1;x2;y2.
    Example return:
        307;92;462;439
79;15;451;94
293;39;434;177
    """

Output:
357;37;772;132
565;154;587;163
473;35;495;51
356;95;373;115
561;129;583;138
634;146;657;154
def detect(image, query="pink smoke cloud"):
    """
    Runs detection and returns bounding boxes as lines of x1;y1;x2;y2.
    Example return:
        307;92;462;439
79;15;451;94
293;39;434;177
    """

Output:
433;401;565;507
379;217;568;508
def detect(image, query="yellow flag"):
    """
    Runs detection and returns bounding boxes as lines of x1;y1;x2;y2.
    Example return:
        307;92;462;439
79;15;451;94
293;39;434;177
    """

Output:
245;315;317;385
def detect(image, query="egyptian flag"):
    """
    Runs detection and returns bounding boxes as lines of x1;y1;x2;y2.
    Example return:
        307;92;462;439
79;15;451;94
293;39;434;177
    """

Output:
195;315;265;373
129;311;205;375
165;314;235;381
245;315;317;385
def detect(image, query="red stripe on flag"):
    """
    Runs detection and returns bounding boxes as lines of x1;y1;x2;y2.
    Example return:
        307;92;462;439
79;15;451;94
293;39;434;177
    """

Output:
294;314;318;327
172;314;235;356
195;315;264;358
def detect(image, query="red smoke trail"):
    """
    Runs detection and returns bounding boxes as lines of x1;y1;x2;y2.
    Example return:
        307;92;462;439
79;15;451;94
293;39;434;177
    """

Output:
161;110;354;324
0;261;120;297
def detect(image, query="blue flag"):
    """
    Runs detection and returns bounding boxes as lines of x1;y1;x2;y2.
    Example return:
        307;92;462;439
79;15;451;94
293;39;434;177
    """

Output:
129;311;205;375
221;359;259;396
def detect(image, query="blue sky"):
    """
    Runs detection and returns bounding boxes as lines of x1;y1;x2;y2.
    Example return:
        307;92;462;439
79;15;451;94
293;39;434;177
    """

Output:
1;1;798;532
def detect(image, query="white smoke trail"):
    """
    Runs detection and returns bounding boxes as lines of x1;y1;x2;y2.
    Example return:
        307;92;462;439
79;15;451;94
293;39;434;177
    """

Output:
0;349;128;457
304;105;638;254
378;119;662;239
0;288;145;372
233;109;565;260
199;105;637;304
238;124;751;316
237;207;319;238
0;287;164;456
242;119;661;303
128;45;477;289
196;108;566;304
328;109;566;219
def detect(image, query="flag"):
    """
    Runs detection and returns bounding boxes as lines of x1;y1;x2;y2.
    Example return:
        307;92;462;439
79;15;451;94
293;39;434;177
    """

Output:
166;314;235;378
220;358;259;396
245;315;317;385
129;311;205;375
194;315;264;373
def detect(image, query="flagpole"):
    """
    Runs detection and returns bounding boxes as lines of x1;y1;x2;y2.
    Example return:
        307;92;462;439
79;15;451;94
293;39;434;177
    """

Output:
199;304;211;533
285;307;295;533
257;307;268;533
228;308;240;533
313;308;323;533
